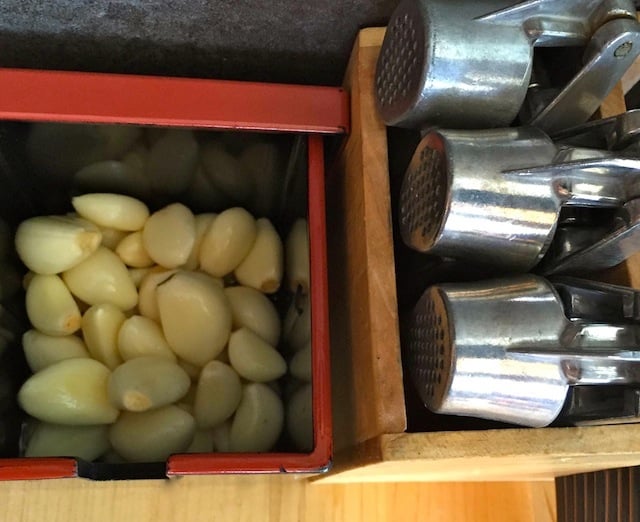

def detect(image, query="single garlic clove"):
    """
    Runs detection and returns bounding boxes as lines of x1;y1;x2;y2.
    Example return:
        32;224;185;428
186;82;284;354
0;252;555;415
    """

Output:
240;142;282;217
115;231;154;268
228;327;286;382
99;226;129;251
73;160;151;200
25;422;110;461
286;219;310;294
26;275;81;336
185;167;229;213
15;215;102;275
194;361;242;429
199;207;257;277
109;405;195;462
147;130;198;196
22;329;90;372
234;218;283;294
289;341;312;382
128;266;156;288
286;294;311;353
72;193;149;231
183;213;217;271
201;142;253;205
138;268;177;321
178;359;201;381
157;271;231;366
108;356;190;412
185;429;215;453
82;304;126;369
229;383;283;452
224;285;280;346
212;421;231;452
286;383;313;452
121;142;149;177
142;203;195;268
118;315;176;362
63;246;138;311
18;358;118;425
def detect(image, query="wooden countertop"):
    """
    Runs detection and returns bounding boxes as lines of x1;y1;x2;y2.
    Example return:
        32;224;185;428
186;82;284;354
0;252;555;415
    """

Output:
0;475;556;522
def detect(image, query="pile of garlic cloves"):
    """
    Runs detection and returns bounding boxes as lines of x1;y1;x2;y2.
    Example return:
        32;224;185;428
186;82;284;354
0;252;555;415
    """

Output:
15;191;312;463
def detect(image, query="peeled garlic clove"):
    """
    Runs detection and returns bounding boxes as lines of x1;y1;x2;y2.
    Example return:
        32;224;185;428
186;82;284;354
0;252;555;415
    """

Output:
138;268;177;321
18;358;118;425
186;167;229;213
287;383;313;452
109;405;195;462
26;275;81;336
72;193;149;232
199;207;257;277
157;271;231;366
26;422;110;461
234;218;283;294
128;266;155;288
15;216;102;275
228;327;286;382
23;330;89;372
108;356;190;412
99;226;128;250
184;213;217;271
185;429;214;453
286;219;310;294
229;383;283;452
194;361;242;429
289;341;312;382
118;315;176;362
286;294;311;353
115;231;154;268
224;285;280;346
212;421;231;452
241;142;282;217
147;130;198;196
73;160;151;200
201;143;253;205
121;142;149;176
178;359;201;381
142;203;195;268
100;125;143;159
63;247;138;310
82;304;126;369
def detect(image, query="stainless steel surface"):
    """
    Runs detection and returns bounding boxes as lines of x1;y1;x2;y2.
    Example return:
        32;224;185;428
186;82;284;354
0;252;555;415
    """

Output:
399;127;558;272
530;18;640;134
406;275;640;426
563;386;640;425
542;199;640;274
375;0;639;130
400;124;640;273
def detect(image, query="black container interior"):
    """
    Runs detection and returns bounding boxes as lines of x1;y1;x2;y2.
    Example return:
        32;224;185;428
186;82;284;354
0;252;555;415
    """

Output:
0;121;310;479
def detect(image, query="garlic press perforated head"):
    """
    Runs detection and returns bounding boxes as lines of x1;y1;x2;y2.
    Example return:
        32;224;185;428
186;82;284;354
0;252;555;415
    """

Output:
406;275;640;426
376;0;640;132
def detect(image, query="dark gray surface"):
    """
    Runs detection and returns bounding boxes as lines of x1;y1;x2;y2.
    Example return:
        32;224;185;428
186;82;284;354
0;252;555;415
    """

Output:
0;1;397;85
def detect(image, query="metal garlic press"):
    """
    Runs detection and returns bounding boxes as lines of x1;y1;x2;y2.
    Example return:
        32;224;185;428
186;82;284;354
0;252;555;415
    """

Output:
399;111;640;274
405;275;640;427
375;0;640;131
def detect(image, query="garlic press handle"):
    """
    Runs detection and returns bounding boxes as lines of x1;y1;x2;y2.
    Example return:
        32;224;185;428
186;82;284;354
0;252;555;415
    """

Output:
551;109;640;149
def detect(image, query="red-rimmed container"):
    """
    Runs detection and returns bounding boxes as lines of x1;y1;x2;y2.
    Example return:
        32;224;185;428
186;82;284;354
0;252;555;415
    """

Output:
0;68;348;480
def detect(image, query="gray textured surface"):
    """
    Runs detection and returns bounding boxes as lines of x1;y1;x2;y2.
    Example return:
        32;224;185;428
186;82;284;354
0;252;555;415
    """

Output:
0;1;396;85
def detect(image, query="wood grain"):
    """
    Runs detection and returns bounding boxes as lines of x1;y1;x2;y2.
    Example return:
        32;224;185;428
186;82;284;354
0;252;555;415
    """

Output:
324;26;640;485
0;475;556;522
328;25;406;453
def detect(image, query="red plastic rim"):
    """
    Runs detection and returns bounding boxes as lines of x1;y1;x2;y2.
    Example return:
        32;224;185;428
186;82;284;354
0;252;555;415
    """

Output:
0;68;349;134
